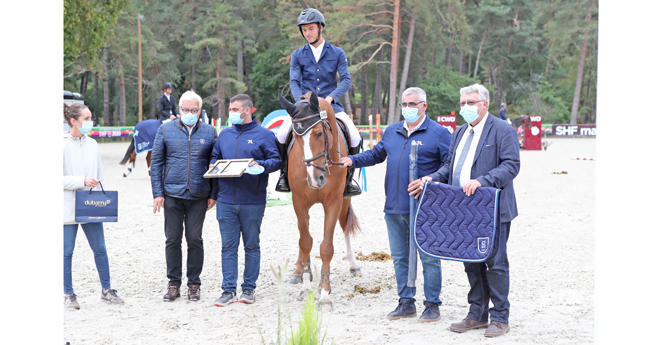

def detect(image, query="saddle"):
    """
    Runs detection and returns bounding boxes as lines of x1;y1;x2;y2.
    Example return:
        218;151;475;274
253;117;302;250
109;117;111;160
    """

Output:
414;182;501;263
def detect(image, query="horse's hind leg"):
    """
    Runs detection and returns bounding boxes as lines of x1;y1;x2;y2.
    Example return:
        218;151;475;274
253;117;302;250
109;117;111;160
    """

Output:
339;198;361;277
289;250;304;284
123;151;136;177
147;151;152;176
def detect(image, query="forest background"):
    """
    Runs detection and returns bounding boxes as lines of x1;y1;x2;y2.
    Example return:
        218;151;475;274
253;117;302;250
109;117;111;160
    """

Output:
63;0;598;128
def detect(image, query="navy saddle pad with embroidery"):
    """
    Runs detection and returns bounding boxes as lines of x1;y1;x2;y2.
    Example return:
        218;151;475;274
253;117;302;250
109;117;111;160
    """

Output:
133;119;162;154
414;182;501;263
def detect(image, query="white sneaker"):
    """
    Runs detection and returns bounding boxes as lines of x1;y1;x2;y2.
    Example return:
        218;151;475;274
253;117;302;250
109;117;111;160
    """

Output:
64;294;80;310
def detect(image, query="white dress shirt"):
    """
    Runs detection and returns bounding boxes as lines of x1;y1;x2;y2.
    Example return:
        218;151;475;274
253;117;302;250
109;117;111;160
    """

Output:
453;114;488;187
310;39;325;63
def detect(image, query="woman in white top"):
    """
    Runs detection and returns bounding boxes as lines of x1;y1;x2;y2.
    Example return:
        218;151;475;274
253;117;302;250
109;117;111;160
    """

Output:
63;103;123;309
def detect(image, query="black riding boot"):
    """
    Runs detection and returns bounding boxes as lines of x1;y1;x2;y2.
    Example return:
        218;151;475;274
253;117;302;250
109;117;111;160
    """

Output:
344;145;362;198
275;142;290;192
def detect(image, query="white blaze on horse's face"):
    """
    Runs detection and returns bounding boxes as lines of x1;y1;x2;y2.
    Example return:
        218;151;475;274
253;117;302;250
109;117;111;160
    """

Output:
301;127;327;189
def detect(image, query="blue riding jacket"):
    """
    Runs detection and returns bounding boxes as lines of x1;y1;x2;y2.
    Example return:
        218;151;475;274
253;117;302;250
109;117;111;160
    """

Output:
290;41;351;115
150;119;218;200
348;115;452;214
211;117;281;205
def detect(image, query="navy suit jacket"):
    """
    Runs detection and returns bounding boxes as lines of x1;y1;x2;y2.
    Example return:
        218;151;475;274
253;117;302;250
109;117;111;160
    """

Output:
158;94;178;122
428;113;520;222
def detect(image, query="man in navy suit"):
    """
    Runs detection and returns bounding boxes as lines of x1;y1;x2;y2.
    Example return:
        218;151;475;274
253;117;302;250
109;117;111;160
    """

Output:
409;83;520;337
158;82;178;122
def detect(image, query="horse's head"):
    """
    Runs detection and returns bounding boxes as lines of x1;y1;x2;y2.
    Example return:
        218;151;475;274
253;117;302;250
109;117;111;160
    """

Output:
279;92;336;189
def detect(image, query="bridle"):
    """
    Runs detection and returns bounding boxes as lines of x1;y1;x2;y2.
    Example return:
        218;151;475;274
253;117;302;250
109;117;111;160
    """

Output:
291;109;345;174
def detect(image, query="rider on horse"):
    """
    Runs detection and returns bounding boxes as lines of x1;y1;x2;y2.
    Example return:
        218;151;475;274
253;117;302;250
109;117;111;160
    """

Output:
275;8;362;198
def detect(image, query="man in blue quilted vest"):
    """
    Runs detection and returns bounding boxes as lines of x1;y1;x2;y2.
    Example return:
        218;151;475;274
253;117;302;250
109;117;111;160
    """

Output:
340;87;452;323
409;83;520;337
150;90;218;303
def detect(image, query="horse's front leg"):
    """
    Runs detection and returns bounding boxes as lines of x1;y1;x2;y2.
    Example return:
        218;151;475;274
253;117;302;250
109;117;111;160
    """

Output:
318;201;340;312
294;205;314;300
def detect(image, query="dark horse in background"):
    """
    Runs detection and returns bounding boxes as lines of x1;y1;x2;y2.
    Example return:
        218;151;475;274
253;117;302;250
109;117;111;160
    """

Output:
278;92;362;311
119;119;163;177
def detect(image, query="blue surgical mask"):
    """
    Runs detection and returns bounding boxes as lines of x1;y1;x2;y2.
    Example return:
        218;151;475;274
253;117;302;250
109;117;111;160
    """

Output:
402;107;420;123
228;111;244;125
79;121;93;135
181;112;198;126
460;104;480;123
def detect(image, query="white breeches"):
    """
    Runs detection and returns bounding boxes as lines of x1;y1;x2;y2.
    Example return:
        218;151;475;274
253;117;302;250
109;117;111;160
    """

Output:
276;111;362;148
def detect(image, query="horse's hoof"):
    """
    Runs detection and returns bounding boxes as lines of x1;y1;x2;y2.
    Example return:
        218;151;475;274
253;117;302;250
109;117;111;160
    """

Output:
289;274;302;284
297;291;309;301
122;173;127;178
350;267;362;277
148;170;151;176
317;300;333;312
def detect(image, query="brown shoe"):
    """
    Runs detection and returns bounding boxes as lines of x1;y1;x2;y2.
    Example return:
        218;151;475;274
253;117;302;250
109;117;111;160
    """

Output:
484;321;510;337
449;317;488;333
188;285;200;301
163;283;180;302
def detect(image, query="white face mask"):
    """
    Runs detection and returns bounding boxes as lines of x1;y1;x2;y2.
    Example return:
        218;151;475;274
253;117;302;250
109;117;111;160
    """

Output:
460;104;480;123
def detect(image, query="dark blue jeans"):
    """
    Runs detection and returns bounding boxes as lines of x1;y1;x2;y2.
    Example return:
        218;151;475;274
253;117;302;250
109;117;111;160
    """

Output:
384;213;443;305
164;196;207;287
216;202;266;293
63;223;111;294
465;221;511;323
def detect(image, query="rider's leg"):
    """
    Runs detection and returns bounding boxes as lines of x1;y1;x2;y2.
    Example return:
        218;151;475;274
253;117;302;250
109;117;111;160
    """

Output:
334;111;362;197
275;117;292;192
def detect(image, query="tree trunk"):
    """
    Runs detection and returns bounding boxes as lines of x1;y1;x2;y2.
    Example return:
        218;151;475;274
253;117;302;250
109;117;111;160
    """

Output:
371;50;385;121
237;37;244;83
473;29;488;79
149;85;156;119
117;53;127;126
395;10;416;120
344;89;352;119
445;31;454;67
245;50;252;97
80;71;89;95
359;52;369;125
459;49;465;75
103;46;110;126
386;0;401;125
570;12;592;125
217;46;226;124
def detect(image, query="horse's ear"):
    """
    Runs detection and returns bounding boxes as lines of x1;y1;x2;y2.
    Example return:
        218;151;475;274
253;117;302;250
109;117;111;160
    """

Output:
279;94;297;115
309;91;319;111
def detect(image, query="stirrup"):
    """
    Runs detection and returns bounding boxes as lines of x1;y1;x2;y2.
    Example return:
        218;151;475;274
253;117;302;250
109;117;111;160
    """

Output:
276;173;290;192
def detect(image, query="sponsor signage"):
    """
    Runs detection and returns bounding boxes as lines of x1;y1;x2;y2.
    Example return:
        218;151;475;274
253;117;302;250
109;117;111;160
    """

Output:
552;124;596;137
437;115;456;134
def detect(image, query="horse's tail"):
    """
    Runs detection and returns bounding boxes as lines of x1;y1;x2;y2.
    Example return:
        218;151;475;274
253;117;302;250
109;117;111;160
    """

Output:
343;202;361;237
119;137;135;165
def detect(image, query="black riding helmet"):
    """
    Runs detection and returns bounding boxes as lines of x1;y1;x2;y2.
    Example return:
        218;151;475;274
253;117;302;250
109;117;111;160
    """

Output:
297;8;325;44
163;82;173;90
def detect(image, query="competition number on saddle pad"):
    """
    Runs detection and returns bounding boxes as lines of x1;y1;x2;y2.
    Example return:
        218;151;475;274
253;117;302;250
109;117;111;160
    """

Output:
414;182;500;263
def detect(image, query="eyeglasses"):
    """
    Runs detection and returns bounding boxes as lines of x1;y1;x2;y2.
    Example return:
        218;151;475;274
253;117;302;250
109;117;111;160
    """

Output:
181;107;200;113
457;100;483;107
398;101;425;108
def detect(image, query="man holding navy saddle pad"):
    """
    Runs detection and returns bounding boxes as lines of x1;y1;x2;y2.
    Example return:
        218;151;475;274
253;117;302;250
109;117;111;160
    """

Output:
409;83;520;337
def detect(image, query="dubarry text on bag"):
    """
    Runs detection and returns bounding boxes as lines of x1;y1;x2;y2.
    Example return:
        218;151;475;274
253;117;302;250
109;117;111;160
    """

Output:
75;182;118;223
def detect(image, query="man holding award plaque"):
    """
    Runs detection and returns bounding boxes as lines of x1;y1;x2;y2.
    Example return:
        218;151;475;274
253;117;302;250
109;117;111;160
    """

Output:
210;94;281;307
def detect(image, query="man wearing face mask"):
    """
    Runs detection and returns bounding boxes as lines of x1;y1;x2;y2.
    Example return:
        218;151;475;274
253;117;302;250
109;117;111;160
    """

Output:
210;94;281;307
339;87;452;323
150;90;218;303
275;8;362;198
408;83;520;337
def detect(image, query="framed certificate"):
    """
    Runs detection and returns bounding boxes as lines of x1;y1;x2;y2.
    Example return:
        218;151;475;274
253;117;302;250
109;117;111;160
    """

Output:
204;159;254;178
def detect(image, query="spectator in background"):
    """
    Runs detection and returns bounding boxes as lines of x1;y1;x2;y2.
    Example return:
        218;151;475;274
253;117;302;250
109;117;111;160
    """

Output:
499;103;508;122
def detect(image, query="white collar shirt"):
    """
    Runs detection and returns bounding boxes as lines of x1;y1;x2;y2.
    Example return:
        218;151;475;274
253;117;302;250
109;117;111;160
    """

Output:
403;114;426;137
310;39;325;63
453;114;488;187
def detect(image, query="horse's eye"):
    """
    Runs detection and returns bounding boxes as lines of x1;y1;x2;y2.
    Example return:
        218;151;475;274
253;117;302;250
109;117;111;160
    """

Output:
316;132;323;139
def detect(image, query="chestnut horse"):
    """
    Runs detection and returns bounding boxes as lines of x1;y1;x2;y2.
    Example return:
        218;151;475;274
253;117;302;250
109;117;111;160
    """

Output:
278;92;361;311
119;137;152;177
